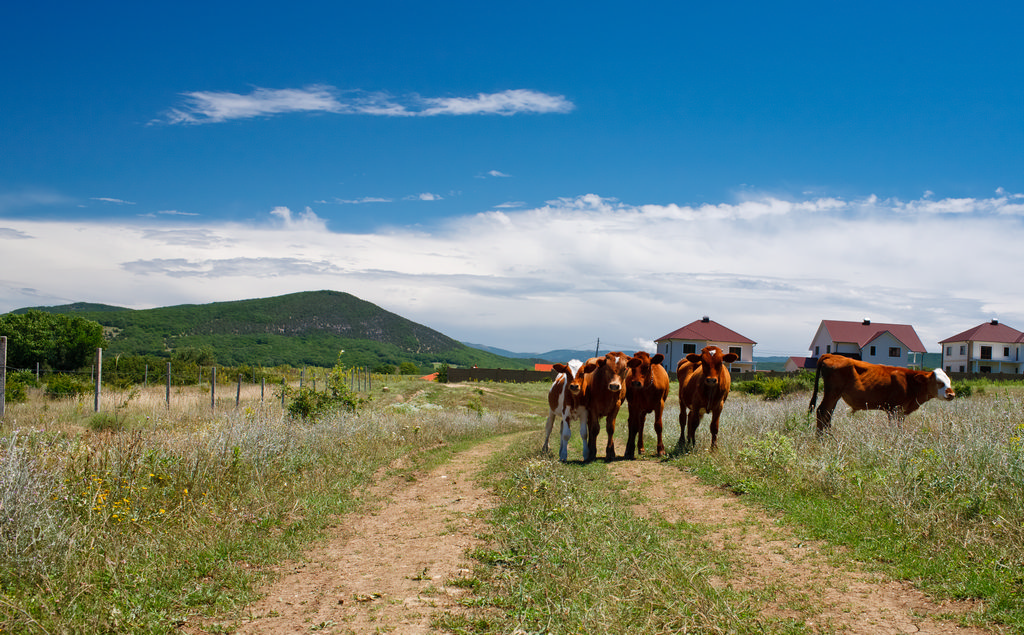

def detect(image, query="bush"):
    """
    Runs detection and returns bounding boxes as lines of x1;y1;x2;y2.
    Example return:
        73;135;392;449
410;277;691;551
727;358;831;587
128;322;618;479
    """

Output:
374;363;396;375
398;362;420;376
44;374;89;399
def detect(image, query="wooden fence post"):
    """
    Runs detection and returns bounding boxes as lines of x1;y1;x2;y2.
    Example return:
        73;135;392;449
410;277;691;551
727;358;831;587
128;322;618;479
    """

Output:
281;377;286;408
261;377;265;402
166;361;171;409
210;366;216;411
236;374;242;408
94;348;103;413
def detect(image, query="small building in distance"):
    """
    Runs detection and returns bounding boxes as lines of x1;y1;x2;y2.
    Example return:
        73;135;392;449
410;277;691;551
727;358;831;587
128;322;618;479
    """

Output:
939;319;1024;374
808;319;927;369
655;317;756;373
785;356;817;373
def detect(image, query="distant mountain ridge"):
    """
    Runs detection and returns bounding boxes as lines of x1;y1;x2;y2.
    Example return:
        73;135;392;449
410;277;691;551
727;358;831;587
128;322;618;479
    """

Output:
13;291;537;370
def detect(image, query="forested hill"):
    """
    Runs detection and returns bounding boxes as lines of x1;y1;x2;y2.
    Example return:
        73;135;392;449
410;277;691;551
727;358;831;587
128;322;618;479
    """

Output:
16;290;538;370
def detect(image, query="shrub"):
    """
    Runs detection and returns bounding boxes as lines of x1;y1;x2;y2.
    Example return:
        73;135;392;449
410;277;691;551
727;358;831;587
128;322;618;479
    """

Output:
398;362;420;376
44;374;89;399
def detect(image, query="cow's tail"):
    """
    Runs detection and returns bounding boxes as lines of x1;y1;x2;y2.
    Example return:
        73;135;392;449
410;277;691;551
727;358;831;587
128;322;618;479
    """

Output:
807;358;823;414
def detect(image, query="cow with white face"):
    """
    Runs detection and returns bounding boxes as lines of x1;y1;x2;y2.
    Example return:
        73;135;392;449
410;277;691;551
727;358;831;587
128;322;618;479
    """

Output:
542;359;585;462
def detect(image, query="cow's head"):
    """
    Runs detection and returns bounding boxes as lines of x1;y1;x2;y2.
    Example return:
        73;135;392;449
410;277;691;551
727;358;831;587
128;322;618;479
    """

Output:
685;346;738;390
931;368;956;401
568;359;594;397
595;351;629;393
627;351;665;388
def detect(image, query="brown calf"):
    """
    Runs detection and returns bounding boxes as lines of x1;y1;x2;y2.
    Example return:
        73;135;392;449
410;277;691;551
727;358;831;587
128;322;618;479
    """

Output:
677;345;738;450
624;351;670;458
579;351;629;461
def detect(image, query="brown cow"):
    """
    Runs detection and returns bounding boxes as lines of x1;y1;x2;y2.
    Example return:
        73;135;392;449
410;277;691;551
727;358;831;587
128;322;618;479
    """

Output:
677;345;738;450
542;359;585;462
624;351;670;458
578;351;629;461
808;353;955;435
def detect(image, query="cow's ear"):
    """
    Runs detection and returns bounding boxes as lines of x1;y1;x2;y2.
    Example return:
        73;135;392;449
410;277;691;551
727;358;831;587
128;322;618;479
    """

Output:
651;353;664;365
686;353;702;363
723;353;739;363
552;363;568;374
583;362;598;373
627;357;642;368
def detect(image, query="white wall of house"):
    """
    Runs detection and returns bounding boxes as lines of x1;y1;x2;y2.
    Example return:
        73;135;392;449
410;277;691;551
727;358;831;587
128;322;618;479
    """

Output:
861;332;912;365
657;340;755;373
942;341;1023;373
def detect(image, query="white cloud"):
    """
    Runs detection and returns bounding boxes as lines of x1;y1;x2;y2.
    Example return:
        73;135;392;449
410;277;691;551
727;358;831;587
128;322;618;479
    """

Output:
485;170;512;178
319;197;393;205
409;193;442;201
90;197;136;205
158;86;574;124
2;192;1023;356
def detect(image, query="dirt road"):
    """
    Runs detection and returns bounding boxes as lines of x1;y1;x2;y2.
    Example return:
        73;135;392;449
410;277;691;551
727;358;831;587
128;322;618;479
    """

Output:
192;433;993;634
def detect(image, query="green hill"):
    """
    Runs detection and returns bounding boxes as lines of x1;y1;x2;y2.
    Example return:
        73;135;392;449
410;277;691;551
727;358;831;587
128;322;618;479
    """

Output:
14;290;534;371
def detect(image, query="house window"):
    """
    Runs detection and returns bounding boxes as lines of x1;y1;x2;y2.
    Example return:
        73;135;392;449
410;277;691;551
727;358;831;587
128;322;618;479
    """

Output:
826;345;831;354
960;345;966;355
729;346;741;360
1004;347;1010;357
959;365;965;372
946;347;952;356
814;346;820;356
683;343;696;354
870;346;876;356
981;346;992;360
888;347;901;358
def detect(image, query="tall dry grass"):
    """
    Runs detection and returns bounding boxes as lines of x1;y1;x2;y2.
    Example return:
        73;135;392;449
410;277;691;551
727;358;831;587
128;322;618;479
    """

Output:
0;378;528;633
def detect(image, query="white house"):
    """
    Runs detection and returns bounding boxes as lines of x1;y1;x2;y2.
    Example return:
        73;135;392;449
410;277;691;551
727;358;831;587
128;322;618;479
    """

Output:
655;317;756;373
939;319;1024;374
808;319;926;368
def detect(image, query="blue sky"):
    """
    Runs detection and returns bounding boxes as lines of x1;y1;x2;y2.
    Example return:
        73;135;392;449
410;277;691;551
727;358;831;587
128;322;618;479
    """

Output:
3;2;1023;356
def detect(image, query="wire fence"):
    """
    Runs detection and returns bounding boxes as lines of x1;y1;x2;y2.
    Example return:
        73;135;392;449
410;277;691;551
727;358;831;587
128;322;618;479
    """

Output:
0;342;382;416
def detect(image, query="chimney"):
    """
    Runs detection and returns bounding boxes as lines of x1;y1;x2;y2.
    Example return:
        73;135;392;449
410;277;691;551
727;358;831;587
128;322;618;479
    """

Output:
701;316;710;323
862;318;871;325
991;319;999;325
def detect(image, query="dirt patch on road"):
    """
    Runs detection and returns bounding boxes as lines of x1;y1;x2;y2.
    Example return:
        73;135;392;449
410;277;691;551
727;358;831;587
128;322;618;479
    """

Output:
610;459;994;634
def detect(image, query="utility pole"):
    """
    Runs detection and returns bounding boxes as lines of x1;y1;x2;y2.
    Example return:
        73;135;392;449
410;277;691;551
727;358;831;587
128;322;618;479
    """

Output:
595;338;600;357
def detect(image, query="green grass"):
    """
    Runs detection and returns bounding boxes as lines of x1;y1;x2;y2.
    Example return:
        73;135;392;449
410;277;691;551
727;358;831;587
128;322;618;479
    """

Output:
4;376;1024;633
459;434;810;634
670;392;1024;631
0;376;534;634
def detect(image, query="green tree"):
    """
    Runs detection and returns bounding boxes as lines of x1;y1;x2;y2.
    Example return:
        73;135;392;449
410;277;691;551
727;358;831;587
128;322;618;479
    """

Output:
0;310;104;371
398;361;420;376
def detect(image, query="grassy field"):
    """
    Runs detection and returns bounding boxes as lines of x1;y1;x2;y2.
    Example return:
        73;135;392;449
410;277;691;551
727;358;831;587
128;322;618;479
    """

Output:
1;376;1023;633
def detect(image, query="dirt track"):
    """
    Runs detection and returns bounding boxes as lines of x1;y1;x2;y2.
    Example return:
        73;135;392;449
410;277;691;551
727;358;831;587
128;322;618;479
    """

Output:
189;433;994;634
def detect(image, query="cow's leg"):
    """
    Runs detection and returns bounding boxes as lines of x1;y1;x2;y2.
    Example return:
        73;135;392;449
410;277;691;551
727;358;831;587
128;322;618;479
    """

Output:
579;410;591;462
542;410;556;453
559;414;572;462
686;410;702;449
709;407;722;450
636;411;647;456
815;392;841;436
653;405;665;456
677;406;689;450
604;410;618;460
624;409;638;460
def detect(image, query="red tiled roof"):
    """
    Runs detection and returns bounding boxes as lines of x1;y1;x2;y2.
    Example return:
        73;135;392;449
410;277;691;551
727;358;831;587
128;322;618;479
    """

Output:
787;356;817;369
655;318;756;345
534;363;554;372
939;321;1024;344
819;320;925;352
